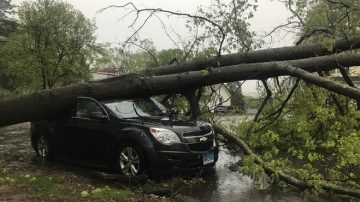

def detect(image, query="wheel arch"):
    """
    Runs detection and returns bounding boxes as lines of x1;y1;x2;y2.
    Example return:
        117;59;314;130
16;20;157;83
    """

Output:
114;127;157;174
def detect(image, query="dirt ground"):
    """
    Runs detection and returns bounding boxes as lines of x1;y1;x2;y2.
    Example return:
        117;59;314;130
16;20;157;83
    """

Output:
0;123;176;202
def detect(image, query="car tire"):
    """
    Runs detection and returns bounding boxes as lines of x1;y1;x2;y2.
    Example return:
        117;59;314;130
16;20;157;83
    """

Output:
116;143;146;176
34;134;51;159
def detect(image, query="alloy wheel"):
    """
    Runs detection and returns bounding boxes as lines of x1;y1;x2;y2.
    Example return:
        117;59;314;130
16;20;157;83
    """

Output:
119;146;140;176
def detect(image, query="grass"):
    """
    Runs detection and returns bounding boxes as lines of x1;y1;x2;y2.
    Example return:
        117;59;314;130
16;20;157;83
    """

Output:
0;173;133;201
1;174;65;199
81;185;133;201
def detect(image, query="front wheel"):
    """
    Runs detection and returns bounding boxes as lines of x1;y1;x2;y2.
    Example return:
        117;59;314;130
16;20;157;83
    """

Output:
116;143;146;176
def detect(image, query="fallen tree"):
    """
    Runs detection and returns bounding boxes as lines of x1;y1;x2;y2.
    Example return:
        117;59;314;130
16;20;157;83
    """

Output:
2;1;359;200
1;53;360;126
213;125;360;199
137;36;360;76
0;33;359;201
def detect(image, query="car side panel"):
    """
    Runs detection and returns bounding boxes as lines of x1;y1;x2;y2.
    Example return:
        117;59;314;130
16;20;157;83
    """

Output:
67;117;112;164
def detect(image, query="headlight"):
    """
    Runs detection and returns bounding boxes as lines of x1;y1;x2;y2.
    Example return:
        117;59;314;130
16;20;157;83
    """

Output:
149;128;181;145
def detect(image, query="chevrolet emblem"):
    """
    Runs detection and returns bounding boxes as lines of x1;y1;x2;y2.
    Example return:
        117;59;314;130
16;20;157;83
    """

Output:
199;136;208;142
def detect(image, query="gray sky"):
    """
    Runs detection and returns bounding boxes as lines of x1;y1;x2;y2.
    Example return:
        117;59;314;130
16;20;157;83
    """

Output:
13;0;295;96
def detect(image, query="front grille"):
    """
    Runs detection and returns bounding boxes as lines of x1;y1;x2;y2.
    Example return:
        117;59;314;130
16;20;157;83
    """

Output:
183;129;212;137
187;140;213;151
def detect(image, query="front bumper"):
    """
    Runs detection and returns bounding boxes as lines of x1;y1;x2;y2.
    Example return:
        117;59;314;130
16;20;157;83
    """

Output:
149;145;219;178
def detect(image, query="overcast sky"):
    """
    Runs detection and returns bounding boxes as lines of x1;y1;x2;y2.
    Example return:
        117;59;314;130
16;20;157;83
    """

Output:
13;0;295;96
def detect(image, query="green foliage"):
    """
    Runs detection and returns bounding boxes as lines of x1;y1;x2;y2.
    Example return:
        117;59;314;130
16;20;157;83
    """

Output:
0;0;98;91
0;31;39;91
81;186;132;202
240;154;266;178
201;69;210;77
244;96;261;109
1;174;65;197
0;0;12;19
0;173;133;201
285;0;360;43
95;40;186;73
0;89;13;98
234;80;360;192
189;0;260;54
0;0;17;38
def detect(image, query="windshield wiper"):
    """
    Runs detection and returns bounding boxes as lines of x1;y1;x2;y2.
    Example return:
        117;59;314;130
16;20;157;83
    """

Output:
132;103;162;120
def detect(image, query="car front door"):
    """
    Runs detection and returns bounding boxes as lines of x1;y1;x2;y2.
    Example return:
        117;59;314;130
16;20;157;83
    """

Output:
66;97;112;164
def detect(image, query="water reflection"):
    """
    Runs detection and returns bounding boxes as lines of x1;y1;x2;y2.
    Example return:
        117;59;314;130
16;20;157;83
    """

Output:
183;146;328;202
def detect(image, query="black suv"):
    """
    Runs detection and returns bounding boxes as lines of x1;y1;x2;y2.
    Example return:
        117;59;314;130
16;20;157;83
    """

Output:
31;97;218;177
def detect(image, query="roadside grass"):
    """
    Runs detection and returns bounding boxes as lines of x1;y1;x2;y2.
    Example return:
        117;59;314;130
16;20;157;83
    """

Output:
1;174;66;198
0;173;134;201
81;185;133;201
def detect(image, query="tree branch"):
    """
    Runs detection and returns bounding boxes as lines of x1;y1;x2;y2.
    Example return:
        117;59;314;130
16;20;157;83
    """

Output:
126;41;159;66
254;80;272;122
98;4;226;56
213;125;360;199
317;71;345;115
260;78;300;122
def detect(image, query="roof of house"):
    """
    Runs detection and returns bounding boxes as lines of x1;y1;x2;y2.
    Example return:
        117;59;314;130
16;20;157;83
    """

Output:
96;66;119;75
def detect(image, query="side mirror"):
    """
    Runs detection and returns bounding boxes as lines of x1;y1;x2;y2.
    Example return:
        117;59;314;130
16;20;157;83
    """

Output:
89;112;108;120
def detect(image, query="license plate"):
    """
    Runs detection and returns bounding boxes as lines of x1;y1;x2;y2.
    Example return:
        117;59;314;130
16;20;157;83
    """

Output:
203;152;214;165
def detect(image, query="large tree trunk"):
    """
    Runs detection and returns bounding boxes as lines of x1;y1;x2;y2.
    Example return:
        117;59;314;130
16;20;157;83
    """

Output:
2;53;360;126
139;36;360;76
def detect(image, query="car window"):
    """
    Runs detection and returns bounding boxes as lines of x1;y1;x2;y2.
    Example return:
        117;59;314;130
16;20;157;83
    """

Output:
76;99;106;119
104;98;167;119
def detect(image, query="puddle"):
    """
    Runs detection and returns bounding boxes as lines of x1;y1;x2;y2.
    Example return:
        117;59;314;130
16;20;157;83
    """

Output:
182;146;330;202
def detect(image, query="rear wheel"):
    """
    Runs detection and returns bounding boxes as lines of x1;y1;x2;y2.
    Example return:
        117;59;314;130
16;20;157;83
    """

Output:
116;143;145;176
34;134;50;158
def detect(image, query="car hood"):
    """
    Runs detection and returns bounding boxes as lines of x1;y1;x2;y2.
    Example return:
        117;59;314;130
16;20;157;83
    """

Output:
119;117;212;135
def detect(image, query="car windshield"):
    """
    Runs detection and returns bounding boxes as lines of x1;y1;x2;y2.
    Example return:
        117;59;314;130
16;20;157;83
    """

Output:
103;98;168;119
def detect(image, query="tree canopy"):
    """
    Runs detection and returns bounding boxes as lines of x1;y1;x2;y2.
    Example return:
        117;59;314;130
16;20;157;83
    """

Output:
1;0;98;91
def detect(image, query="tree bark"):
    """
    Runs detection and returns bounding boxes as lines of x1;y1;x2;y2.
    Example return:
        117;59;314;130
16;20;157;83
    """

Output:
213;125;360;199
183;89;201;120
138;36;360;76
2;54;360;126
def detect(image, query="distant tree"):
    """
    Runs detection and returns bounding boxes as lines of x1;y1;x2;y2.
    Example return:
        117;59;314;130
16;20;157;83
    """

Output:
95;39;185;74
0;0;16;37
10;0;98;90
0;0;17;91
0;0;12;18
277;0;360;45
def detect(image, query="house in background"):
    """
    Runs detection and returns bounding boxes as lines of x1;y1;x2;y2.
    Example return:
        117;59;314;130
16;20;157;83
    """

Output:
91;66;119;81
204;84;232;111
331;66;360;86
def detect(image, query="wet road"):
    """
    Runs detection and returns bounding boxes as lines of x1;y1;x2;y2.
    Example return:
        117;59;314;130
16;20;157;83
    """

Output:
0;123;32;162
